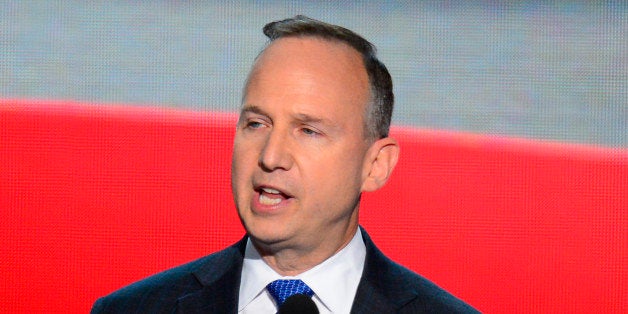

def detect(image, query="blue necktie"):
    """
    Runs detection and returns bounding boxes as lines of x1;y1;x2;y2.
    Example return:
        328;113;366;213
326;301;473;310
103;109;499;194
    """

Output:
266;279;315;306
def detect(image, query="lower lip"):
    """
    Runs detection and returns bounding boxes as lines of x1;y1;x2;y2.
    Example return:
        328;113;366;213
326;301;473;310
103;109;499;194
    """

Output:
251;190;293;214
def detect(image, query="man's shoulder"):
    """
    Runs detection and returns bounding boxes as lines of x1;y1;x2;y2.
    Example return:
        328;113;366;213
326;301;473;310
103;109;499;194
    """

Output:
91;238;246;313
359;229;479;313
380;258;479;313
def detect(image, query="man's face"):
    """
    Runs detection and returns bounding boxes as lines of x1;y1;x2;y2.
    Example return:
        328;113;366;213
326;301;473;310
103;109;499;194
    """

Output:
231;37;372;255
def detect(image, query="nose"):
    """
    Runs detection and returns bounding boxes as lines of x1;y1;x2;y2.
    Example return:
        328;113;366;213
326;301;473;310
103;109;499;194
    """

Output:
258;128;293;171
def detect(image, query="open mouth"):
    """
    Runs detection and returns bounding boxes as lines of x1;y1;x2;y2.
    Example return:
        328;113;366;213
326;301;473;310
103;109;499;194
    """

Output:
256;187;291;206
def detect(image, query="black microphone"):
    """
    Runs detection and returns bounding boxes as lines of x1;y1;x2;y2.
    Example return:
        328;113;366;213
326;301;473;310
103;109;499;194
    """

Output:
278;294;319;314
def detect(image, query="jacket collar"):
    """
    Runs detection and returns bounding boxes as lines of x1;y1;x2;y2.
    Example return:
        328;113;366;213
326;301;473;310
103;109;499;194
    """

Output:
175;237;247;313
174;227;417;313
351;228;419;313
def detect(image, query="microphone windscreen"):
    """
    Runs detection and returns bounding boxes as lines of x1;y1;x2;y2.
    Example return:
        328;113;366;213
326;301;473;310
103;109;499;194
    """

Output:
278;294;319;314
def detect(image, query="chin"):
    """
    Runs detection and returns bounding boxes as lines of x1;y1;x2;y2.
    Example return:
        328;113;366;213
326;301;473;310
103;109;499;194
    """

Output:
241;216;279;238
249;225;285;242
247;224;294;250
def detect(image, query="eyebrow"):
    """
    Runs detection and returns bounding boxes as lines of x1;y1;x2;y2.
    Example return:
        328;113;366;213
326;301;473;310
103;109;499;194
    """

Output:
293;112;341;134
240;105;268;117
241;105;327;123
293;112;324;124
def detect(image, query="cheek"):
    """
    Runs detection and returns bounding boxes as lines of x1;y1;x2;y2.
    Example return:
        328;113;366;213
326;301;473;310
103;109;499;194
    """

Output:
233;134;260;165
231;139;256;188
305;151;364;197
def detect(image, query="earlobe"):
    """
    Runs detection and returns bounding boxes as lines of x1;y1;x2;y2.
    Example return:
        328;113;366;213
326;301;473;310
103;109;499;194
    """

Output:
361;137;400;192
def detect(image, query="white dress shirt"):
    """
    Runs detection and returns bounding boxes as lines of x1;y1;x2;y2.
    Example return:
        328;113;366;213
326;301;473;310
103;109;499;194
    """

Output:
238;228;366;314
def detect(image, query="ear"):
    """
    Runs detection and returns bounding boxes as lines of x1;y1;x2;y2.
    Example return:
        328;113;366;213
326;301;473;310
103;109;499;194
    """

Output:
361;137;400;192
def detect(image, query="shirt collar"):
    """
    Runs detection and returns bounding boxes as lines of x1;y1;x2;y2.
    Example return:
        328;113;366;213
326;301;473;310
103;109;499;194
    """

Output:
238;228;366;313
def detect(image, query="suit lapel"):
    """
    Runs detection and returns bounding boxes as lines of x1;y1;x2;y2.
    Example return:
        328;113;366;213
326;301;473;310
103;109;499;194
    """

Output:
176;237;247;314
351;228;419;313
173;230;419;312
351;279;396;313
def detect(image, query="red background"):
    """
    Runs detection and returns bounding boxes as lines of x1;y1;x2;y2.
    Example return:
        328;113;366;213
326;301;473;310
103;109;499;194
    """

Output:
1;99;627;313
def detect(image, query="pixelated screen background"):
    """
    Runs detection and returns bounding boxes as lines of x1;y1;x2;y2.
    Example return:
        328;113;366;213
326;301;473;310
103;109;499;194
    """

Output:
1;1;627;313
2;1;626;147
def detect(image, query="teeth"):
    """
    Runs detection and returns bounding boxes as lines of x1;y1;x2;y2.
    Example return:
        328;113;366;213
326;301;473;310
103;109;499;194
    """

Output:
261;187;281;194
259;193;282;205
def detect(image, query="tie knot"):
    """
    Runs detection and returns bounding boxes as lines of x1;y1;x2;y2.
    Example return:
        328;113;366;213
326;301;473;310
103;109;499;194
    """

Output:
266;279;314;306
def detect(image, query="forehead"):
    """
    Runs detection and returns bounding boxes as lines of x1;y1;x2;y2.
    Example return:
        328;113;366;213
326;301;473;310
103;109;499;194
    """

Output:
255;36;365;71
243;37;370;118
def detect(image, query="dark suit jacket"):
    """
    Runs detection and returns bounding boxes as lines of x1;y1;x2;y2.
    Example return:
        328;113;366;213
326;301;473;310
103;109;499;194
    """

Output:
92;228;479;313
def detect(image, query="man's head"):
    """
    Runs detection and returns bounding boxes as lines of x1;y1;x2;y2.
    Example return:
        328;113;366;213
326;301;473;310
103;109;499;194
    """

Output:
248;15;394;141
231;16;399;273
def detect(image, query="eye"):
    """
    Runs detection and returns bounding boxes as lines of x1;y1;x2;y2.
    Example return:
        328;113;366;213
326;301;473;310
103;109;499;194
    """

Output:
246;121;264;129
301;127;319;136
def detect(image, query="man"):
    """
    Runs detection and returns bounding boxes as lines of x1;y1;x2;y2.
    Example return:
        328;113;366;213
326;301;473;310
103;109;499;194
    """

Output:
92;15;479;313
